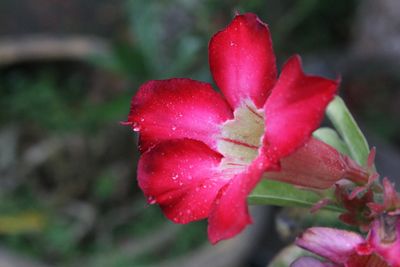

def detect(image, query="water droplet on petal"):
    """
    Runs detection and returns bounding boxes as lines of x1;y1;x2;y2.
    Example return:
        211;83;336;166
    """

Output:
131;122;140;132
147;196;157;204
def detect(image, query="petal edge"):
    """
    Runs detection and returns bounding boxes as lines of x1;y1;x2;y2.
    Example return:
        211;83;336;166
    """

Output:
127;78;233;152
263;55;338;162
209;13;277;109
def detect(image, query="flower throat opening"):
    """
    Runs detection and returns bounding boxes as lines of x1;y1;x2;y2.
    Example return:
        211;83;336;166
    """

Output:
217;100;265;176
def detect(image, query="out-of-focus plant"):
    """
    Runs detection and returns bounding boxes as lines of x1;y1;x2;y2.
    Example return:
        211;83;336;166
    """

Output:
0;70;130;132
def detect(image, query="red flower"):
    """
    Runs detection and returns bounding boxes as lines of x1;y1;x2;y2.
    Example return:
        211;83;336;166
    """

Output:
293;215;400;267
126;13;337;244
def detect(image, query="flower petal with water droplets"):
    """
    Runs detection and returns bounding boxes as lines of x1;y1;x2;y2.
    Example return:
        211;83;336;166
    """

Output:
263;55;338;162
138;139;228;224
209;13;277;109
127;78;233;153
208;155;268;244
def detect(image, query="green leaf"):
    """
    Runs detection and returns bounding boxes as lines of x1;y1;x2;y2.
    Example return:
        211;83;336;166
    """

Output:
248;179;343;212
326;96;370;166
313;127;350;156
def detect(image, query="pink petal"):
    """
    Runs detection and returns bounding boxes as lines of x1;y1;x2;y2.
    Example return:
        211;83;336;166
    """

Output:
127;78;232;152
346;253;391;267
367;215;400;267
291;257;337;267
265;138;347;189
138;139;228;224
296;227;364;264
263;55;338;162
207;155;268;244
209;13;277;109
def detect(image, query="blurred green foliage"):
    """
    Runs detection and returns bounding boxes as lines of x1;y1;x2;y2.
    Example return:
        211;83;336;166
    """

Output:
0;69;131;132
104;0;358;81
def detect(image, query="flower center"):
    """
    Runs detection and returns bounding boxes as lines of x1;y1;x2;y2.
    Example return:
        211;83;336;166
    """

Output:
217;100;265;176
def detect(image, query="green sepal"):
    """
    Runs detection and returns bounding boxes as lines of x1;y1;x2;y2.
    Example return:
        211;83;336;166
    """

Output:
313;127;350;156
248;179;344;213
326;96;370;166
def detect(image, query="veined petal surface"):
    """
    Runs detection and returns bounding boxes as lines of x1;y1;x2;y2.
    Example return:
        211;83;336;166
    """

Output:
138;139;228;224
128;78;232;152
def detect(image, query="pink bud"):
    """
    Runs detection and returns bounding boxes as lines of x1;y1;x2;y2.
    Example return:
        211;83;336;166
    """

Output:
264;138;350;189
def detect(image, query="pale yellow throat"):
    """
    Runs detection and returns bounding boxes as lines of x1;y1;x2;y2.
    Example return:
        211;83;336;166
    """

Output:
217;100;265;176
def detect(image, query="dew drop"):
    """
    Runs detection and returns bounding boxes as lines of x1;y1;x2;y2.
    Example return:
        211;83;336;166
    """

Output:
172;174;178;180
147;196;157;204
130;122;140;131
171;126;177;131
133;126;140;132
